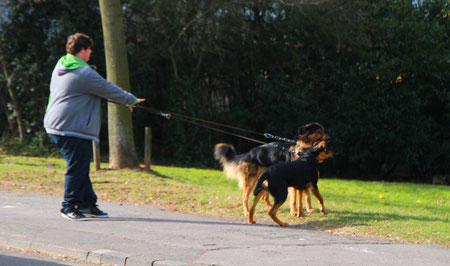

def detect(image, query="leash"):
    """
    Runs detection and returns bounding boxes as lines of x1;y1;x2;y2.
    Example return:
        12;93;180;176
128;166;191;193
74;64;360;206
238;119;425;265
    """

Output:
134;105;296;145
263;133;296;144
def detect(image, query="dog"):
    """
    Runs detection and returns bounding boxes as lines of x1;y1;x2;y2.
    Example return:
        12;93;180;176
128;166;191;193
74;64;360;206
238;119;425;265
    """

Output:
289;123;329;217
214;123;328;216
248;140;333;226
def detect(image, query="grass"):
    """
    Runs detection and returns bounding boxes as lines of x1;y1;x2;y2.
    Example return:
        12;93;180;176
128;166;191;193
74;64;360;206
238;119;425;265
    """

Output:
0;154;448;246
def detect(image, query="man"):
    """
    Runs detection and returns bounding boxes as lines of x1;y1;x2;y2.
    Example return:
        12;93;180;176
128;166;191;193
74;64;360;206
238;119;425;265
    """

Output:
44;33;145;221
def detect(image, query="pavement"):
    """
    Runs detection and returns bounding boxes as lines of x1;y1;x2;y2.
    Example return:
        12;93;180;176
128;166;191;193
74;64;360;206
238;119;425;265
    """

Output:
0;187;448;266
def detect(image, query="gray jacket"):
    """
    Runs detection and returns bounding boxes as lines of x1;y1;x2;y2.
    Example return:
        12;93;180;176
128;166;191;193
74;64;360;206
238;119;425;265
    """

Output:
44;62;137;143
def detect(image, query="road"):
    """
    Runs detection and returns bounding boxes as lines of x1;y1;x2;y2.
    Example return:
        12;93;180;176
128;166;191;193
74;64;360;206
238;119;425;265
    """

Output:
0;187;448;266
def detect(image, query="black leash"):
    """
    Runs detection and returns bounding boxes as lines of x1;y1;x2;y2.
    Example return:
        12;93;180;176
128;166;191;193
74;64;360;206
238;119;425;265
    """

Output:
134;105;296;145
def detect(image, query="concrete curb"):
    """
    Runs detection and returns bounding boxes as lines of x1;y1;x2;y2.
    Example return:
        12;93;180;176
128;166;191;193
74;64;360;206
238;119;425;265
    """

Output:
0;235;207;266
32;242;89;261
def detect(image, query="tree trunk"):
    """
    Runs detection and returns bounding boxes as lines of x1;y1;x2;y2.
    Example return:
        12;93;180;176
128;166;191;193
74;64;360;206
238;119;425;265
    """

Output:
0;86;15;135
0;55;25;142
98;0;139;169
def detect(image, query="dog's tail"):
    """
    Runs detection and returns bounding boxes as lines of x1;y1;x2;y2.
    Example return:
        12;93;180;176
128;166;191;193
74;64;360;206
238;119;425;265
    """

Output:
214;143;244;186
253;171;269;196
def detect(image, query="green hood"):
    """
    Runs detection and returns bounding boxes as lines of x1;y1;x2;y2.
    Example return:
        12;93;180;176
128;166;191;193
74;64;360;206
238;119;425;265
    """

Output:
59;53;93;69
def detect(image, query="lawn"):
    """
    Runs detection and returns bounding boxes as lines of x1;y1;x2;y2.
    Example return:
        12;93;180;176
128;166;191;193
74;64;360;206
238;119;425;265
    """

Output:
0;154;448;246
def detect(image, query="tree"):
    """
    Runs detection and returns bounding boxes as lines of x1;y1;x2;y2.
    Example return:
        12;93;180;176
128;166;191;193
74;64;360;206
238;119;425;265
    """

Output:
0;44;25;142
99;0;139;168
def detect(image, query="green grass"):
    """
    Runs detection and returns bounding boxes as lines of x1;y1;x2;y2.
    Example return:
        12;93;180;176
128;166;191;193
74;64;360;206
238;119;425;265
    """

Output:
0;154;448;246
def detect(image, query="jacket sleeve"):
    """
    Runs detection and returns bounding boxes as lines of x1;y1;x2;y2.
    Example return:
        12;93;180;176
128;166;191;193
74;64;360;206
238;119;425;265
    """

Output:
82;67;137;106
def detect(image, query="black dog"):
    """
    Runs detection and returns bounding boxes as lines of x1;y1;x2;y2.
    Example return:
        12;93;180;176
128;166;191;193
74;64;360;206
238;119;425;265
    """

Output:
248;140;332;226
214;123;329;216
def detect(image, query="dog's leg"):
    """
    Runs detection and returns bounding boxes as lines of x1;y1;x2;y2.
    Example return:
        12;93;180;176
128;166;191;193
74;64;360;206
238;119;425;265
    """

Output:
268;203;288;226
242;187;251;216
288;187;296;216
304;188;314;213
296;189;304;217
255;169;272;208
261;191;272;208
253;175;272;208
310;188;327;215
248;191;264;224
238;168;251;216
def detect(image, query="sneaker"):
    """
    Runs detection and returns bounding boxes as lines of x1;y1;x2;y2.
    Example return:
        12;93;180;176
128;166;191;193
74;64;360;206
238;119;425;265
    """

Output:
60;207;87;221
79;205;109;218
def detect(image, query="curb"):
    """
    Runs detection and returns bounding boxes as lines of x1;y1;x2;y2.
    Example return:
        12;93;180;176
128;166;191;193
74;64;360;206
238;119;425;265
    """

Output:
0;235;207;266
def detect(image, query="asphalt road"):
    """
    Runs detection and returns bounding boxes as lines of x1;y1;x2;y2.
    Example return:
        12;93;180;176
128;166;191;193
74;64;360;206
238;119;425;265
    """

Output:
0;187;448;266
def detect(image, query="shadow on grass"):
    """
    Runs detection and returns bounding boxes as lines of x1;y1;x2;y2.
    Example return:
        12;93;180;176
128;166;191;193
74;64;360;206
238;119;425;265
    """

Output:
1;161;51;168
92;180;123;184
94;167;172;179
145;169;172;179
303;209;447;230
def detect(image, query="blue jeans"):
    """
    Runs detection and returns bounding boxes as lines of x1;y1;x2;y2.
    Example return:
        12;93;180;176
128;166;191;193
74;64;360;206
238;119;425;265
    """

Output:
49;134;97;209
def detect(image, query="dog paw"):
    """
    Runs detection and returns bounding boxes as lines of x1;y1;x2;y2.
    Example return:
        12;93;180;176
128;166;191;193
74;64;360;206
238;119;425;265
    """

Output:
280;222;289;227
248;220;256;224
307;208;315;213
321;209;327;215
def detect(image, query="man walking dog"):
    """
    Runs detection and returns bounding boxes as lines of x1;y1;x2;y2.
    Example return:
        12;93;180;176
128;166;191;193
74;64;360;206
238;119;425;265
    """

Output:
44;33;145;221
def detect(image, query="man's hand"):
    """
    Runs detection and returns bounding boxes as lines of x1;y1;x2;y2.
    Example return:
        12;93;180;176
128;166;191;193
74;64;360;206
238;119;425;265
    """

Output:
129;98;146;112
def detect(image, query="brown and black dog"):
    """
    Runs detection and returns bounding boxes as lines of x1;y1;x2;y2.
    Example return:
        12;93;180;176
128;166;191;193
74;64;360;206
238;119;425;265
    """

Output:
285;123;332;218
248;140;333;226
214;123;328;216
289;123;329;217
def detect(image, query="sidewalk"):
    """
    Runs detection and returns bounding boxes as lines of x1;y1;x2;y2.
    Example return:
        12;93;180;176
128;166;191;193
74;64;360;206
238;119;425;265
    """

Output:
0;187;448;266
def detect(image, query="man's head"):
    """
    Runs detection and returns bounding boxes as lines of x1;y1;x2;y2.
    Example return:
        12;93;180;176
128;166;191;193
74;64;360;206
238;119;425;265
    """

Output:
66;33;93;62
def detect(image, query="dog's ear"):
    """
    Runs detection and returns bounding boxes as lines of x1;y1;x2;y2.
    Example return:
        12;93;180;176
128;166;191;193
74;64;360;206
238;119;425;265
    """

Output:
312;122;324;132
298;122;324;135
298;124;310;135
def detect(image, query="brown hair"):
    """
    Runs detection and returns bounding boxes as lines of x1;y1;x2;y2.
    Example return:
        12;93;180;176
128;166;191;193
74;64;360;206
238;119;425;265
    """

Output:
65;33;93;55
